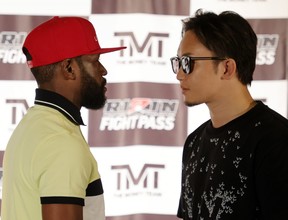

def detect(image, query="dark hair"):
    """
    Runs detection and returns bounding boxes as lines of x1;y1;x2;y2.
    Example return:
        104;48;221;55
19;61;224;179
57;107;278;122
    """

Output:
30;56;83;84
30;62;59;84
182;9;257;85
74;56;83;70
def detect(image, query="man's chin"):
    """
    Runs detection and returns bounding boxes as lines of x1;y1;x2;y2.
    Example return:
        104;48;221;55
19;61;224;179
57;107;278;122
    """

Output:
184;101;199;107
83;98;106;110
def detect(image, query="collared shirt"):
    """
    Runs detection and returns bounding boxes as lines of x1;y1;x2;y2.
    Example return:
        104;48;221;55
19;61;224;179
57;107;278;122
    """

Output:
35;88;84;125
2;88;105;220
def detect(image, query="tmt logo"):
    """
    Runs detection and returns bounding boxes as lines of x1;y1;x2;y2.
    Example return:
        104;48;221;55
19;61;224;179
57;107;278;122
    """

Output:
111;164;165;193
6;99;29;126
114;32;169;58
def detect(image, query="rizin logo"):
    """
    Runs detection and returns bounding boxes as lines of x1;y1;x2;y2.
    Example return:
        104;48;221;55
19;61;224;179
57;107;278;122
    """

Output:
256;34;279;65
114;32;169;64
111;164;165;197
99;98;179;131
0;31;27;64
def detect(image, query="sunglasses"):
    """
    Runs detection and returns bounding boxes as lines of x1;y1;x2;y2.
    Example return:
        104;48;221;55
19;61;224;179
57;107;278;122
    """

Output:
170;56;226;74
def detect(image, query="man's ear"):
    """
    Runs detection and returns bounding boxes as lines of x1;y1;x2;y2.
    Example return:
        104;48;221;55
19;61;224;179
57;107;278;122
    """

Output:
61;59;76;80
221;58;237;80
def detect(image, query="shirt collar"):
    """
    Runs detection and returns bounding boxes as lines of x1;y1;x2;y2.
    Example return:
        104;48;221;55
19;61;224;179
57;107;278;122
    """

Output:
34;89;85;126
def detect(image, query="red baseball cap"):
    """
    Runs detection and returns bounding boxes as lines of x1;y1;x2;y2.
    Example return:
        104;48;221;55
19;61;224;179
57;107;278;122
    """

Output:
22;16;126;68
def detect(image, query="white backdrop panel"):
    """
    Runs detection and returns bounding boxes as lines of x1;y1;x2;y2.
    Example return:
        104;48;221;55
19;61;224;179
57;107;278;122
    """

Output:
89;14;184;84
90;146;182;216
0;0;91;16
190;0;288;18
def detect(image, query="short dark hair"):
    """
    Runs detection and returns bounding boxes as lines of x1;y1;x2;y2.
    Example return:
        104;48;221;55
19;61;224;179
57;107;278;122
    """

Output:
182;9;257;85
74;56;83;70
30;62;59;84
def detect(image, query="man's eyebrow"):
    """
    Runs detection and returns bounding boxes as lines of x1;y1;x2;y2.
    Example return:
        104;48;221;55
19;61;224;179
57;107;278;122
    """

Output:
177;52;193;57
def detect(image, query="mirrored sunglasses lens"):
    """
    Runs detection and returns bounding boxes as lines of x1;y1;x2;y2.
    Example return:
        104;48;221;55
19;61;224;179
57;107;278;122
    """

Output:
181;57;191;74
171;58;179;73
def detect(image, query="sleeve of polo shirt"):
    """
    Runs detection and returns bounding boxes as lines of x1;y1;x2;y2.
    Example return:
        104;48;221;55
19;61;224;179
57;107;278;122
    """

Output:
32;133;94;206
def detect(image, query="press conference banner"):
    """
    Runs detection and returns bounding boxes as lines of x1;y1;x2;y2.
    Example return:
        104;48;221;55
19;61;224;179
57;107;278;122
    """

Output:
0;0;287;220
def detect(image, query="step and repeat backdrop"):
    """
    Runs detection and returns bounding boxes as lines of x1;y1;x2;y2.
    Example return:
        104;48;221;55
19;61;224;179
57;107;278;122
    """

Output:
0;0;287;219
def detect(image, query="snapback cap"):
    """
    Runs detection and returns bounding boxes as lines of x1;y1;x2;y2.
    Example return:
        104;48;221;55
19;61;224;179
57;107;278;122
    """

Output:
22;16;126;68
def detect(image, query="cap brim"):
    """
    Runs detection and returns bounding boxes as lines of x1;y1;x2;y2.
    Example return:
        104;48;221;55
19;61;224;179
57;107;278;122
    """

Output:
93;46;127;54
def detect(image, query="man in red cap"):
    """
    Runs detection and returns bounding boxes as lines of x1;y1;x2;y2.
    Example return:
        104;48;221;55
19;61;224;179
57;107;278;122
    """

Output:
2;16;126;220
